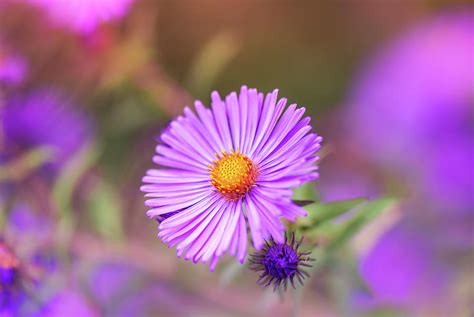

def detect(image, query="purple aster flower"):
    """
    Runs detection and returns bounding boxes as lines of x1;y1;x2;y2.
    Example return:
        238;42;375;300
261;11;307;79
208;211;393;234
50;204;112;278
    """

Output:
345;11;474;215
344;13;473;313
2;88;92;170
249;232;314;291
28;0;134;34
360;222;451;309
141;86;322;270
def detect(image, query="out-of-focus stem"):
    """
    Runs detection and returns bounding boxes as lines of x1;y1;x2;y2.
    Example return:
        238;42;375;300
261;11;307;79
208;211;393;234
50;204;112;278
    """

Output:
134;62;193;117
52;143;99;262
0;146;55;182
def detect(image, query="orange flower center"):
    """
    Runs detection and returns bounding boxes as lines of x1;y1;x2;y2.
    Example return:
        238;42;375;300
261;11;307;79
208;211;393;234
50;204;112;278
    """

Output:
210;151;258;200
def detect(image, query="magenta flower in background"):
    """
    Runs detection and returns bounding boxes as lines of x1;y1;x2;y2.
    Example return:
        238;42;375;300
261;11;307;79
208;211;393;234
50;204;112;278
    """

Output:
27;0;134;34
360;222;450;309
2;88;92;170
344;11;473;312
88;262;223;316
346;11;474;214
39;291;99;317
142;86;322;270
0;40;27;86
1;205;97;317
0;53;26;86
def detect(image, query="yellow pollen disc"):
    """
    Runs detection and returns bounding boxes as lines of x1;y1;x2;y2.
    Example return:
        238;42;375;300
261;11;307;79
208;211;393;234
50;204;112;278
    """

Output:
210;150;258;200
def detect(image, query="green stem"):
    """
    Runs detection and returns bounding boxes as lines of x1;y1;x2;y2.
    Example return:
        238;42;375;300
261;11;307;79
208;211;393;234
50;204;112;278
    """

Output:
52;143;99;259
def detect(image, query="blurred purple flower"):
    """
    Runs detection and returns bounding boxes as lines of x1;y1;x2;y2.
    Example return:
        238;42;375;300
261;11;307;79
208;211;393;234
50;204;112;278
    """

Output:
141;86;322;270
38;291;98;317
2;88;93;170
0;40;26;86
360;222;450;309
0;241;25;317
1;206;97;317
346;11;474;214
88;262;140;305
0;54;26;86
345;11;473;312
7;204;51;236
28;0;134;34
88;262;223;316
0;241;19;289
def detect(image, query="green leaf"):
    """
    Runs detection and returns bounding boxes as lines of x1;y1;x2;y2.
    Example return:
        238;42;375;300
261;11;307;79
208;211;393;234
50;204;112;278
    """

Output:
364;309;407;317
305;198;368;226
86;180;124;241
292;182;318;201
328;197;396;251
53;143;99;217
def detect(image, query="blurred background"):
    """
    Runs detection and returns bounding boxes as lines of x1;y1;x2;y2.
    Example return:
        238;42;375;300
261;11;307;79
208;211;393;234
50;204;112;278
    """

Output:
0;1;473;316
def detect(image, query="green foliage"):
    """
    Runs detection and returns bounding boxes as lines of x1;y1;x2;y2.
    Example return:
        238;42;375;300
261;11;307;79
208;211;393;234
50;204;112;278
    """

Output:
186;32;241;96
86;180;124;241
292;182;319;201
52;143;99;252
0;146;54;182
306;198;367;226
53;143;99;218
300;196;396;252
363;309;408;317
327;198;396;251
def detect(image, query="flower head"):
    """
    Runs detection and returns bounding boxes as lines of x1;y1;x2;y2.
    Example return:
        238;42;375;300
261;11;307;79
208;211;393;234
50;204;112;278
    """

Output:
346;11;474;214
249;232;314;291
2;88;93;170
360;223;451;308
29;0;134;34
141;86;322;270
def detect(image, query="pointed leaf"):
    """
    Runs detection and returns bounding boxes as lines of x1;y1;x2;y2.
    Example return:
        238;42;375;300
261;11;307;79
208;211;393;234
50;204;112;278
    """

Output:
328;197;396;251
305;198;368;225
